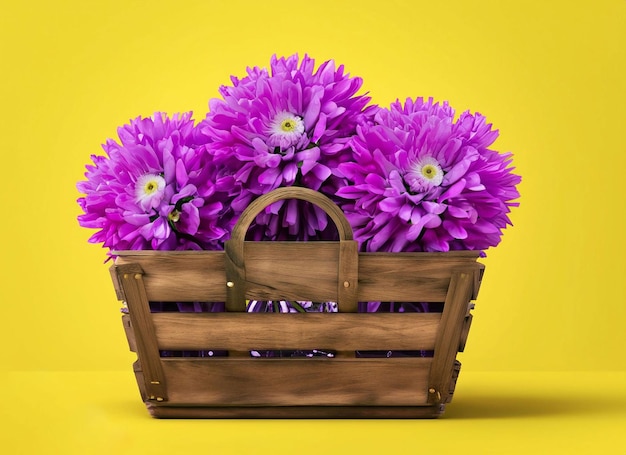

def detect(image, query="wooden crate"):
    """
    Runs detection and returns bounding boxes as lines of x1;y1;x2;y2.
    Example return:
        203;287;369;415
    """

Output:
110;187;484;418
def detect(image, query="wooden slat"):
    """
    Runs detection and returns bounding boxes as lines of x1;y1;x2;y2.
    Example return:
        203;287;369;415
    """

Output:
147;405;444;419
152;312;441;351
243;242;341;303
358;252;481;302
113;250;480;303
160;357;432;406
114;252;226;302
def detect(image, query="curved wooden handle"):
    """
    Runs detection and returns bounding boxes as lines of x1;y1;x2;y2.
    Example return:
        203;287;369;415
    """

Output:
224;187;358;312
229;187;354;245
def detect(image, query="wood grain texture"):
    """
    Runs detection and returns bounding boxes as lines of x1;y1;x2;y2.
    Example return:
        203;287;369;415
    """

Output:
151;312;441;351
159;357;432;406
110;187;483;419
458;313;473;352
121;314;136;352
112;250;481;303
147;405;445;419
114;252;226;302
338;240;359;312
241;242;343;304
228;187;355;247
114;264;168;402
357;252;480;302
134;357;444;418
427;269;475;405
224;187;359;312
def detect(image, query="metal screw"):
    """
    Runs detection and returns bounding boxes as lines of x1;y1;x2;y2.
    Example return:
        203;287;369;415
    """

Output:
226;281;234;288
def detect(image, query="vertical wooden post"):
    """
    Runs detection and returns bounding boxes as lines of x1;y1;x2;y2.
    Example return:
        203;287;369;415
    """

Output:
114;263;168;402
427;268;475;405
224;241;247;312
337;240;359;312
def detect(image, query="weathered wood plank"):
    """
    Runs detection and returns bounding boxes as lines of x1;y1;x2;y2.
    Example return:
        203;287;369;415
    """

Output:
357;252;481;302
121;314;136;352
338;240;359;312
152;312;441;351
113;250;480;303
114;252;226;302
243;242;341;303
147;405;444;419
114;265;168;401
160;357;432;406
427;269;475;405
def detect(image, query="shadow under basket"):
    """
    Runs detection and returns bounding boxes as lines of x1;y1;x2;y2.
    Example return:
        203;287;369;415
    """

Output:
109;187;484;419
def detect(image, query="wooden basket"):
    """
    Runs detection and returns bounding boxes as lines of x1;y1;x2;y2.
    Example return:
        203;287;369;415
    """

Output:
110;187;484;418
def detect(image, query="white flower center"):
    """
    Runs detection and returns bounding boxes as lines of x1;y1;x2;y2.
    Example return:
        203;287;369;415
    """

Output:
135;173;166;211
405;156;444;192
267;111;305;148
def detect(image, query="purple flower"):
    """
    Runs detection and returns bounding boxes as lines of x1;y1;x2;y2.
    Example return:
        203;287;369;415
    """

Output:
247;300;337;313
336;97;521;252
197;54;375;240
77;112;234;254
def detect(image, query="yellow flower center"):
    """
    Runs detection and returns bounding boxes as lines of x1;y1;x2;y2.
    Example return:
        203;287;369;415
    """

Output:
421;164;439;180
404;156;444;192
144;181;158;193
268;111;305;148
168;210;180;223
135;173;166;211
281;119;297;132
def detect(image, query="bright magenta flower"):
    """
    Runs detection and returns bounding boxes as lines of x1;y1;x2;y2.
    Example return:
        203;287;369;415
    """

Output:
197;54;375;240
77;112;233;254
337;98;521;252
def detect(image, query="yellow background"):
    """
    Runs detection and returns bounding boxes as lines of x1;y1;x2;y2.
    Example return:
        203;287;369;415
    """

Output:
1;0;625;453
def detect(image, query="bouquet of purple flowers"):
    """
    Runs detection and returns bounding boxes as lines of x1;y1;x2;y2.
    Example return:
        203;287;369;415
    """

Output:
77;54;520;356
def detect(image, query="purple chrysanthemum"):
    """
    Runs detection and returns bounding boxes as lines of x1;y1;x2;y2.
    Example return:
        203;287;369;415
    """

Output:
77;112;234;254
336;97;521;253
197;54;375;240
